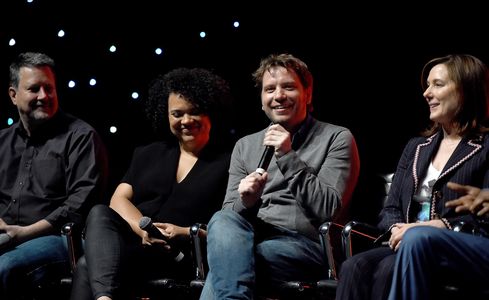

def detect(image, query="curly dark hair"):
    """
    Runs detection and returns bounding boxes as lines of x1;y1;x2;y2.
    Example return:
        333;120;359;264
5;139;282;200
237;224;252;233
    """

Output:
146;67;233;142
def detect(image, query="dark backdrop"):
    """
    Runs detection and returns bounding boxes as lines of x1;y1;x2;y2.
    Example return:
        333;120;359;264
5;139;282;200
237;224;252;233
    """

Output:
1;0;488;222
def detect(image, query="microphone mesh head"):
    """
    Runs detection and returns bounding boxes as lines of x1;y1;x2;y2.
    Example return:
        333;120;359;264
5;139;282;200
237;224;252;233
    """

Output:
138;216;151;229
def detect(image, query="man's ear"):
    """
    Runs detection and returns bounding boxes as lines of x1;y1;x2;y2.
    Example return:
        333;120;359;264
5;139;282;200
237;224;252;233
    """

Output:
8;87;17;105
306;88;313;105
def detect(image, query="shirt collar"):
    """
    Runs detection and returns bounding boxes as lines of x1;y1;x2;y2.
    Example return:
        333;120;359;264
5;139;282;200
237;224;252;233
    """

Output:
291;114;313;150
14;110;64;140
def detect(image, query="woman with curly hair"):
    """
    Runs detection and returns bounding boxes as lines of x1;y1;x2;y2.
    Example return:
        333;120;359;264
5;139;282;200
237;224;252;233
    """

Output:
70;68;234;300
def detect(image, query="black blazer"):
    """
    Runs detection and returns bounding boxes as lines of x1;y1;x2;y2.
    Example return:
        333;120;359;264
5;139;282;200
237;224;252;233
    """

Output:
378;131;489;236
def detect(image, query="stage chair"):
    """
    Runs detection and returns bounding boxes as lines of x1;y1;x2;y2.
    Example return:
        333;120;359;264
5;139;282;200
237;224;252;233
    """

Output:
59;222;207;300
139;219;342;300
341;172;489;300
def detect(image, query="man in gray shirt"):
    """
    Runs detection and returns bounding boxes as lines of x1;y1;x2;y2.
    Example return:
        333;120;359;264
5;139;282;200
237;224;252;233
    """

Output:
200;53;360;299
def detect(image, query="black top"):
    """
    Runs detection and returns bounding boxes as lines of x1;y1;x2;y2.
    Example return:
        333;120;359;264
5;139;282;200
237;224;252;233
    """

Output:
0;111;108;230
123;141;230;226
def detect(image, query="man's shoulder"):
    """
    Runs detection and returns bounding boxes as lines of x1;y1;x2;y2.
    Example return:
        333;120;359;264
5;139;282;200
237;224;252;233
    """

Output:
231;129;267;156
311;120;353;139
51;113;104;143
313;119;350;132
0;123;15;135
235;128;266;145
0;122;21;142
61;113;96;132
240;128;266;140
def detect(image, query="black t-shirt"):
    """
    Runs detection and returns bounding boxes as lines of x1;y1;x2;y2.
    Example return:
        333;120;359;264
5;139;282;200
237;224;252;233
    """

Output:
122;141;230;227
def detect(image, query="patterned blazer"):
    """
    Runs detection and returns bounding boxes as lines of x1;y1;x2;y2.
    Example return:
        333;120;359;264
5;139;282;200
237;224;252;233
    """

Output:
378;130;489;237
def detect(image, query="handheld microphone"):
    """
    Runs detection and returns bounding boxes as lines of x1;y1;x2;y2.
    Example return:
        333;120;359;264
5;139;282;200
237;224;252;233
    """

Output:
0;233;11;249
139;216;184;262
255;145;274;175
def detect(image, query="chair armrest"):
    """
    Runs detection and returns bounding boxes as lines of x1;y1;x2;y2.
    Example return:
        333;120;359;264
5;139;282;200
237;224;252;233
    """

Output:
341;220;380;258
190;223;207;281
452;221;482;236
318;221;340;280
61;222;83;274
280;281;317;291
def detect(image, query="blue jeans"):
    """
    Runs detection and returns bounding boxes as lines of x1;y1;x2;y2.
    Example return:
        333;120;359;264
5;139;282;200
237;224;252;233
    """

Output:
0;235;69;299
388;226;489;300
199;210;325;300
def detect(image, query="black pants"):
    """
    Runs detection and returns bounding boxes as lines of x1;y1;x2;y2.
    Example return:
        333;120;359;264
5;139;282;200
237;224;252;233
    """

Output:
70;204;191;300
336;246;395;300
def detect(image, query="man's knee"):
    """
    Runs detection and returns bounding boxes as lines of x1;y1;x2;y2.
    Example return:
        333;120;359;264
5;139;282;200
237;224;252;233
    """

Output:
0;254;16;281
208;210;246;232
207;210;253;249
0;251;25;290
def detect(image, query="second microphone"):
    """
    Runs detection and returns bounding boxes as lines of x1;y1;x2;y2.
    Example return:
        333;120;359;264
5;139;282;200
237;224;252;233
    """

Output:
139;216;184;262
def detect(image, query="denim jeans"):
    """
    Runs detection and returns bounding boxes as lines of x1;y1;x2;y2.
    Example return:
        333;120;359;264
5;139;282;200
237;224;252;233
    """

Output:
200;209;325;300
388;226;489;300
0;235;68;299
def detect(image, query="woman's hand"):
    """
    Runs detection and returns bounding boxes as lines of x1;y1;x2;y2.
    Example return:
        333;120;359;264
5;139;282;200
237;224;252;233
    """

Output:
388;220;445;251
388;223;409;251
154;223;190;240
